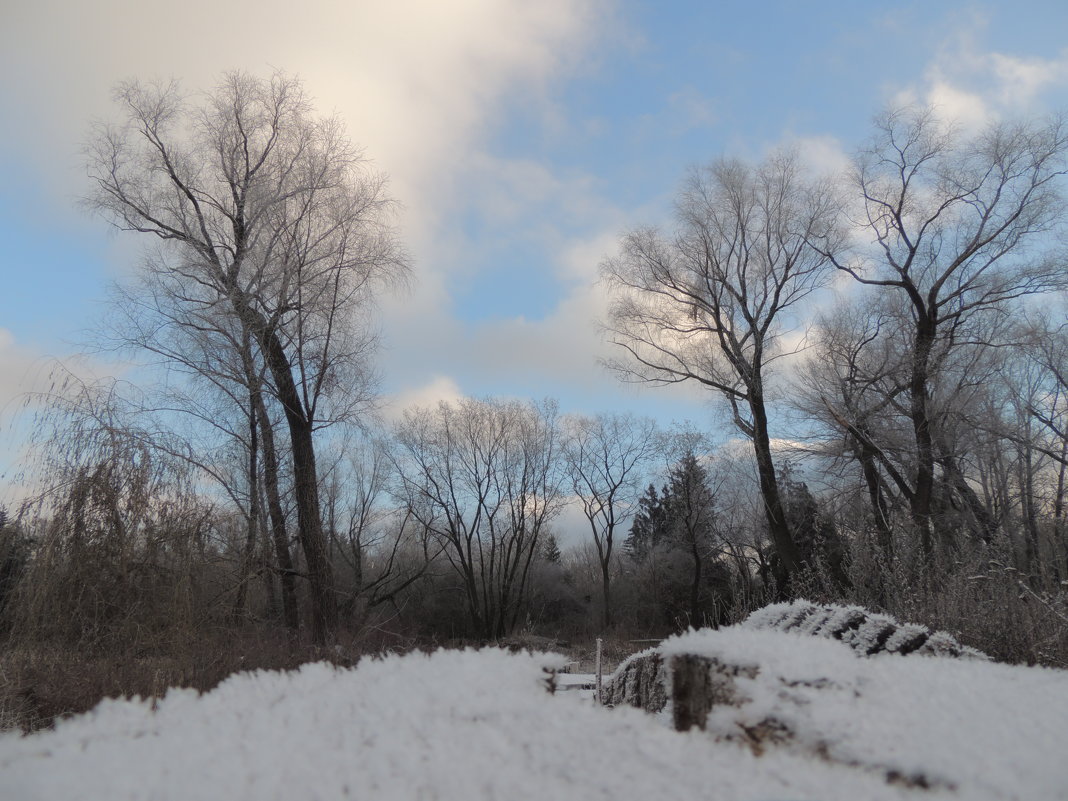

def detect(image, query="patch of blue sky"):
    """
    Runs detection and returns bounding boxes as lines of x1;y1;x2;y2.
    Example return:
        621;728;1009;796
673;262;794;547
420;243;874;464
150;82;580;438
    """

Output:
450;240;564;322
0;163;112;352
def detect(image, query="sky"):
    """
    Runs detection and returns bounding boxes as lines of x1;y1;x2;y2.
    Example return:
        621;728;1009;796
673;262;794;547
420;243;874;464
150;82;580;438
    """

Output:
3;0;1068;476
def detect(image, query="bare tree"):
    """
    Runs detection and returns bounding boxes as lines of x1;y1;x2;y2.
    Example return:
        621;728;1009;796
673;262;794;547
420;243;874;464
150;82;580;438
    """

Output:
320;435;439;618
795;296;920;559
103;280;302;630
603;151;842;585
392;398;564;639
563;412;658;628
1003;316;1068;578
813;106;1068;552
86;72;407;642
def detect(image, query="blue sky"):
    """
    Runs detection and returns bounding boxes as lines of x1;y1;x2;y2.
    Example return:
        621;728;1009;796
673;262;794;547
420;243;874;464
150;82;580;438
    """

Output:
3;0;1068;474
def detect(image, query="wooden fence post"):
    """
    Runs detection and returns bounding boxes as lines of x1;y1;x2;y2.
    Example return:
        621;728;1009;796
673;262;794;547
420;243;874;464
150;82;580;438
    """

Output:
595;637;603;705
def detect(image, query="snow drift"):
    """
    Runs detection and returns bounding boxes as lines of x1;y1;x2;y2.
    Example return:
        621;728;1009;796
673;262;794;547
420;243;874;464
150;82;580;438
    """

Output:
2;628;1067;800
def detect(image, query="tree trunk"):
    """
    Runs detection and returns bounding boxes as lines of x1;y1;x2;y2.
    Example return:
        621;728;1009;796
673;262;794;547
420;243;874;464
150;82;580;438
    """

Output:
231;396;260;623
749;392;802;587
1054;437;1068;583
1017;420;1041;583
857;440;894;560
600;557;613;630
689;539;702;627
909;321;937;555
259;496;279;621
253;391;300;632
288;414;337;644
233;292;337;644
939;452;996;546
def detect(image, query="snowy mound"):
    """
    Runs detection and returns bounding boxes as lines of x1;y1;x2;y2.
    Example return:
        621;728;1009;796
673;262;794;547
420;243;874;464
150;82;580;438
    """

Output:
742;599;989;659
3;643;1068;800
608;626;1067;798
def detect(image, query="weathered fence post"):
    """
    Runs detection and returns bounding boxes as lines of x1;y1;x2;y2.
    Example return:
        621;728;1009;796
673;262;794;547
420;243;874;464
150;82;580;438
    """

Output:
595;637;603;705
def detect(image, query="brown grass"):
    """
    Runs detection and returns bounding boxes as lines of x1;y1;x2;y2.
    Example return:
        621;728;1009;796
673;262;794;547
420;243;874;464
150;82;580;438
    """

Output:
0;626;379;734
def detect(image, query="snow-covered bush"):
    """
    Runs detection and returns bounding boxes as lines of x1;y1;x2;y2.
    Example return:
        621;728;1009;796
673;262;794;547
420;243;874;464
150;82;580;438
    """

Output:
742;599;989;659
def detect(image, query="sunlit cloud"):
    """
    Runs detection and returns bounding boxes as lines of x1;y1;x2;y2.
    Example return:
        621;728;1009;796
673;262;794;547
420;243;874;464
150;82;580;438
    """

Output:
891;23;1068;128
381;375;467;421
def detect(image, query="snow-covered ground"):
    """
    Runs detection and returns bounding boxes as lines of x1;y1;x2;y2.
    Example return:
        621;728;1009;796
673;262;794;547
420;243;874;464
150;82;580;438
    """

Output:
2;631;1067;800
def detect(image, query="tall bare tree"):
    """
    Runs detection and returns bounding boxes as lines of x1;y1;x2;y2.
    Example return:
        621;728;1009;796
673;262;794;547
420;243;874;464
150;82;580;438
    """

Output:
103;279;302;630
320;435;439;618
603;151;842;585
86;72;407;642
393;398;564;639
813;106;1068;552
795;298;909;559
563;412;658;628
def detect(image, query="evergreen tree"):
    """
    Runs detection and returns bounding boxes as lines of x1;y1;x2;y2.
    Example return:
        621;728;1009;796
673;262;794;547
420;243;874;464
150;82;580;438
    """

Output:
663;452;717;626
542;533;562;565
625;454;734;628
624;484;669;562
778;467;849;592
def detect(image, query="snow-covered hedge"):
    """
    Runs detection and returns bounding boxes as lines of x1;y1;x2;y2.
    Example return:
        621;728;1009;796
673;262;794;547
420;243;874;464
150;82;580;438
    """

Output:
605;601;987;724
743;599;989;659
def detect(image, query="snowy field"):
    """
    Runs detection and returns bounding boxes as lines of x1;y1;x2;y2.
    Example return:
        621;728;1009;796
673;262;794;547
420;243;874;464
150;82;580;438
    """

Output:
2;630;1067;801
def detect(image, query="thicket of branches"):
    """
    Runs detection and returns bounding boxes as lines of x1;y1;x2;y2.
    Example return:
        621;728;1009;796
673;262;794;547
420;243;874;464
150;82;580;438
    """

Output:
4;93;1068;730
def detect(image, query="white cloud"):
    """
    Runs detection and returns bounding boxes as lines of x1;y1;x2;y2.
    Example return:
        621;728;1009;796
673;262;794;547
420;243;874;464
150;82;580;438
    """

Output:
0;0;610;302
768;134;852;181
381;375;466;421
989;52;1068;106
559;230;622;283
924;80;990;130
890;25;1068;129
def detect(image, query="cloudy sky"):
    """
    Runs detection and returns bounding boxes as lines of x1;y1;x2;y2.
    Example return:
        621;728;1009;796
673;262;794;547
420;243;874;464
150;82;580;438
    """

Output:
3;0;1068;459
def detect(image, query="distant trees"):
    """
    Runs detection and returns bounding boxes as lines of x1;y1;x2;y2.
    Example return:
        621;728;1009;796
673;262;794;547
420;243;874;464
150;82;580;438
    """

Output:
977;318;1068;582
603;152;843;587
563;413;658;628
392;398;565;639
624;451;732;628
0;507;29;627
663;452;719;625
85;71;407;642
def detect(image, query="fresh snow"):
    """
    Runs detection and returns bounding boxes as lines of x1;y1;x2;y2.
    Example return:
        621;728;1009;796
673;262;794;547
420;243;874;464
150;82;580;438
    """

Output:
2;636;1067;800
657;627;1068;798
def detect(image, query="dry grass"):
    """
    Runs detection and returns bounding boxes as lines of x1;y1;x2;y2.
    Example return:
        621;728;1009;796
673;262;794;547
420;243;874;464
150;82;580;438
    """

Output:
0;627;376;734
